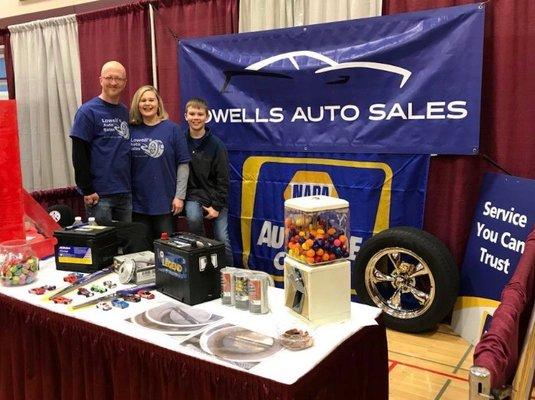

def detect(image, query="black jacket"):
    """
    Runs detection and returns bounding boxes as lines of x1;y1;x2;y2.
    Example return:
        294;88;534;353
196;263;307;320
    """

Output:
185;128;229;211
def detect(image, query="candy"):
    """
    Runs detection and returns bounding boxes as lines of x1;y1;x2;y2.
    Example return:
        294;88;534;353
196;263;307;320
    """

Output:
0;257;39;287
285;215;349;264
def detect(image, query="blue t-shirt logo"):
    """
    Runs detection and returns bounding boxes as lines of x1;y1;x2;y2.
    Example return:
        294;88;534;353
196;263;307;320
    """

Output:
115;121;130;139
141;139;165;158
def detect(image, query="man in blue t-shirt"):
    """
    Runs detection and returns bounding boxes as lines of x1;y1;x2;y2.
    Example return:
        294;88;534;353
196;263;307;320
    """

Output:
70;60;132;224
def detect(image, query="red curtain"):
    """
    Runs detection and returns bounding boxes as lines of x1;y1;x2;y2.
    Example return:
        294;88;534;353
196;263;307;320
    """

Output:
0;28;16;100
383;0;535;265
76;3;152;105
473;228;535;389
0;293;388;400
153;0;238;121
0;101;24;242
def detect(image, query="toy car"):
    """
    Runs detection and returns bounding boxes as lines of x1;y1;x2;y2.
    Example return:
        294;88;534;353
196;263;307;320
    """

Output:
77;287;94;297
103;280;117;289
122;293;141;303
137;290;155;300
90;284;107;293
111;298;129;309
28;286;47;295
52;296;72;304
96;302;112;311
63;272;84;283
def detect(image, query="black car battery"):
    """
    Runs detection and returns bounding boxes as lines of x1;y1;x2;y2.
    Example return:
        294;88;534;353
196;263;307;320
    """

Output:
154;232;224;305
54;225;119;273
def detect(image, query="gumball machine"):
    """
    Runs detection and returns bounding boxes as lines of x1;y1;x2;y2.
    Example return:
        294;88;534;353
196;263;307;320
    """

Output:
0;239;39;286
283;196;351;325
284;195;350;265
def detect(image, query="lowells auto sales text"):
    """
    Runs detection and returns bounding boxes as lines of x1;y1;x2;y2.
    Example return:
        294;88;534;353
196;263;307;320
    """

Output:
208;101;468;123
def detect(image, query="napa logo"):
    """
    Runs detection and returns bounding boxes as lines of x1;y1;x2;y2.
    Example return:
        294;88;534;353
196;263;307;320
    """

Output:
283;171;339;200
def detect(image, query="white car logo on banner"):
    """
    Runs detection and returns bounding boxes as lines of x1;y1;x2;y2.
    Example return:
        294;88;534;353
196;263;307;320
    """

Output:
222;50;411;92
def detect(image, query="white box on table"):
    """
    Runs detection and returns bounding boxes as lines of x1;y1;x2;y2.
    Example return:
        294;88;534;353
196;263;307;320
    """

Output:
284;256;351;325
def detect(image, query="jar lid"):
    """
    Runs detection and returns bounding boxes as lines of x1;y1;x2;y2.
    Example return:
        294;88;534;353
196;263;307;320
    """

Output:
284;195;349;212
0;239;31;248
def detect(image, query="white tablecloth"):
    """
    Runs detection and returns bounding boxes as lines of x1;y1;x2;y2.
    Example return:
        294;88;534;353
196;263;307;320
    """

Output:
0;258;381;385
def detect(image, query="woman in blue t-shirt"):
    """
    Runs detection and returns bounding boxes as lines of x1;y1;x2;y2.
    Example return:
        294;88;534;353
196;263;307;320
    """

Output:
129;85;190;241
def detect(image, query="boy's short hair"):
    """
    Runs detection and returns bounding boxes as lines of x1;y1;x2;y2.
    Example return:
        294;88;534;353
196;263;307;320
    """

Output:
185;98;209;113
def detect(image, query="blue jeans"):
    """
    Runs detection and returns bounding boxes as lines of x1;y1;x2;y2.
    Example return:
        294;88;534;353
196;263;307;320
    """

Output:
132;212;175;241
185;200;232;266
86;193;132;225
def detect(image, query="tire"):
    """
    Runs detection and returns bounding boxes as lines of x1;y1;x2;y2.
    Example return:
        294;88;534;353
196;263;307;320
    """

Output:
355;226;459;333
47;204;75;228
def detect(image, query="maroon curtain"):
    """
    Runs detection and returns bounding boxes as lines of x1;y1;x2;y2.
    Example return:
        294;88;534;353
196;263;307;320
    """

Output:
153;0;238;122
0;293;388;400
76;3;152;105
473;228;535;388
0;28;16;99
30;187;86;220
383;0;535;265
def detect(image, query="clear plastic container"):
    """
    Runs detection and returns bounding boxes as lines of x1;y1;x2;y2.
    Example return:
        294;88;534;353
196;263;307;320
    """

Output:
284;195;350;265
279;327;314;350
0;239;39;286
276;316;315;351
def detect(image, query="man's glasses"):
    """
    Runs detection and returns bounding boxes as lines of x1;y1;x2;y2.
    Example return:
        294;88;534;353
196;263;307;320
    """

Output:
102;76;126;83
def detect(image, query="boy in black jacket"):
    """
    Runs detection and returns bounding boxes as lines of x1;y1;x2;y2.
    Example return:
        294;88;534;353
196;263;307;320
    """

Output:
184;98;232;265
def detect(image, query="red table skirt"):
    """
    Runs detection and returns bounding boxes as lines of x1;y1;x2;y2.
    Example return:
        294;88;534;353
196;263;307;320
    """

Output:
0;294;388;400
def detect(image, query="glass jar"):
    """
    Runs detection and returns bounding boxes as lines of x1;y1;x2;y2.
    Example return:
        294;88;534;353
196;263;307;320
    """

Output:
0;240;39;286
284;195;350;265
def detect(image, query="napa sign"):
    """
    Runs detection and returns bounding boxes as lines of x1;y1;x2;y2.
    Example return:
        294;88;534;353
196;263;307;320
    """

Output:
226;153;429;285
179;4;484;155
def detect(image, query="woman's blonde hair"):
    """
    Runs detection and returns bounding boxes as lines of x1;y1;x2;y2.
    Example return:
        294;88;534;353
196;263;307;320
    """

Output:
130;85;169;125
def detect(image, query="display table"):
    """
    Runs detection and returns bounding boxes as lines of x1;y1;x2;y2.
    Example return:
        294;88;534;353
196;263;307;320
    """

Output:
0;259;388;400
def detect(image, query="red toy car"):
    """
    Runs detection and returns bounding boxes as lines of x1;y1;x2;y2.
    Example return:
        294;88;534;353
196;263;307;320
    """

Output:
52;296;72;304
28;286;47;295
77;287;94;298
137;290;155;300
122;293;141;303
63;272;84;284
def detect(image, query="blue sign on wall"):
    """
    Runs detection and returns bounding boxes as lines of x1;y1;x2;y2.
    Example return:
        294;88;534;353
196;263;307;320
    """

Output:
460;173;535;301
180;4;484;155
227;152;429;282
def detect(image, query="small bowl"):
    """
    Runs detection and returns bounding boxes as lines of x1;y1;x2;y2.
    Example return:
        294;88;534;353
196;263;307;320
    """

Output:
279;327;314;350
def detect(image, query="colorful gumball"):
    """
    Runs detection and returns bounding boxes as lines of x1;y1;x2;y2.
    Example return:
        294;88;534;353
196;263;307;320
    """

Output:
284;199;349;265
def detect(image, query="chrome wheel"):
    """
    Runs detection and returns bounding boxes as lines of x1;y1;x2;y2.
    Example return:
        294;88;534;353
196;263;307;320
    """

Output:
364;247;435;320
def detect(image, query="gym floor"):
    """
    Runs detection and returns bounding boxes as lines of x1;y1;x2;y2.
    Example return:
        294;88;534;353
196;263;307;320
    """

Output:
387;324;535;400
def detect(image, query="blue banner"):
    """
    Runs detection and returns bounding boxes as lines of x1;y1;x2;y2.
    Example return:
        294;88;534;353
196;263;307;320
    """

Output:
180;4;484;155
460;173;535;301
227;152;429;285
